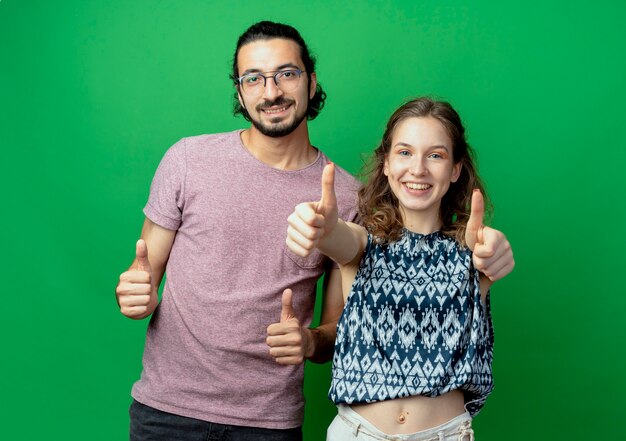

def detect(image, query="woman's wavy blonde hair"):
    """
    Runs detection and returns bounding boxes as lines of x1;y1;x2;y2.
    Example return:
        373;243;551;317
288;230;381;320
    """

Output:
358;97;491;245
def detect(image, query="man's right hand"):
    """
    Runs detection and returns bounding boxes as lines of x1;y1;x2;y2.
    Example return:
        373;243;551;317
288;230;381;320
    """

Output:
286;163;338;257
116;239;158;319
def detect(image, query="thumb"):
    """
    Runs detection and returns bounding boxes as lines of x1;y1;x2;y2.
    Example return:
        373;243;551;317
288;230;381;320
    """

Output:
280;289;295;323
134;239;152;273
317;162;337;216
465;189;485;251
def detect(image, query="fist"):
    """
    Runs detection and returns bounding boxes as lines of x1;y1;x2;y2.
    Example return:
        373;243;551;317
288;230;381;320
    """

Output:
286;163;338;257
465;190;515;281
472;227;515;282
116;239;156;319
266;289;311;365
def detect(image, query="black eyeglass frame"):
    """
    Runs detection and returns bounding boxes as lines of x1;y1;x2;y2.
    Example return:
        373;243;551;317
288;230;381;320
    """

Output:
235;69;306;91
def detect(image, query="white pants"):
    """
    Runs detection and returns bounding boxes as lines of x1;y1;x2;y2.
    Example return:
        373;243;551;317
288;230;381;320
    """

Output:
327;404;474;441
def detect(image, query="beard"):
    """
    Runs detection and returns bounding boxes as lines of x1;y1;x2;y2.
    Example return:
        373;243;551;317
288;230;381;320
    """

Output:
248;97;308;138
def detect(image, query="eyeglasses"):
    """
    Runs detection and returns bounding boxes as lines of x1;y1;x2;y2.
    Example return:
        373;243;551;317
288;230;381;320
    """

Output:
236;69;305;95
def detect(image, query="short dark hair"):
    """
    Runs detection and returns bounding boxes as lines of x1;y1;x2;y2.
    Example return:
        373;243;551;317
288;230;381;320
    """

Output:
230;21;326;121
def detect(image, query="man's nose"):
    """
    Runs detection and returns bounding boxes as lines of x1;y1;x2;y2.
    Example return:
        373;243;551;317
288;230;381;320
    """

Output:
262;76;284;101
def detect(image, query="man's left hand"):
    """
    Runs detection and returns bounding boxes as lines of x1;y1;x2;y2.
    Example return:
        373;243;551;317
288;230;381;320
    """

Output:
266;289;311;365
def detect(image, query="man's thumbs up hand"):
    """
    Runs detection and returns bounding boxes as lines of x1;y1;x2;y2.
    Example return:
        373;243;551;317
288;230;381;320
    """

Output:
266;289;312;365
134;239;152;273
116;239;157;319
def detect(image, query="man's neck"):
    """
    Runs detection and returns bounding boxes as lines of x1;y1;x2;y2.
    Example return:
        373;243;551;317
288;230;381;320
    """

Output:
240;123;317;171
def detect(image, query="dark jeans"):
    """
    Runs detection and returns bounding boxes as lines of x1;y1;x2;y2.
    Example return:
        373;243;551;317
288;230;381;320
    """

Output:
129;400;303;441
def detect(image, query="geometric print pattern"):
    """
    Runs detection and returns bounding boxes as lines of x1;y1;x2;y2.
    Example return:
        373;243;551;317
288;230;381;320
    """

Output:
329;229;494;416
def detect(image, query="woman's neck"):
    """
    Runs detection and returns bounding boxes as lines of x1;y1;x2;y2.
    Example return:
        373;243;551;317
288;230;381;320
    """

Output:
400;208;442;235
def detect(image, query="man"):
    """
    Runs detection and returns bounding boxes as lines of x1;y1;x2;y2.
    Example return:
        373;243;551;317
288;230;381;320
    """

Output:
116;21;514;441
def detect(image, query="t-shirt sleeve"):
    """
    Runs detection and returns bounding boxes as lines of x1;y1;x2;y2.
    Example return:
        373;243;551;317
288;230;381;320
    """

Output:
341;183;361;225
345;203;360;225
143;139;187;231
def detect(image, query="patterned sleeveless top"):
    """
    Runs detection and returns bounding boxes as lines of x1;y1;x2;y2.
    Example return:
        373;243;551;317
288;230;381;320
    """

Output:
329;229;494;416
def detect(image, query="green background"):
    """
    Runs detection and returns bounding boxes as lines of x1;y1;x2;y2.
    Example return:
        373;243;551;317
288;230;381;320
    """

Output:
1;0;625;439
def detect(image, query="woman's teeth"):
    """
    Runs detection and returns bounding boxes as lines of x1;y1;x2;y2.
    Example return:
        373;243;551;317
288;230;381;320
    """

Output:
405;183;431;190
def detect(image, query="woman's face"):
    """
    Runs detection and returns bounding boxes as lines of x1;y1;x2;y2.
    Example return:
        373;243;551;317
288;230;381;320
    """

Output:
384;116;461;232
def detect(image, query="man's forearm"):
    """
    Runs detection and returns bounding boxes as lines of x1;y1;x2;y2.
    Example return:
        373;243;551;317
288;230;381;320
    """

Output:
304;322;338;364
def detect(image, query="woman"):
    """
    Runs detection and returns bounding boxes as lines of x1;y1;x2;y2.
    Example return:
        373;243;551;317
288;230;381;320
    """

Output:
287;97;503;440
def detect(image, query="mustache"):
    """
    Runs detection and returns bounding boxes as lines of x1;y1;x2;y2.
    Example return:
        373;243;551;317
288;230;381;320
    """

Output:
256;98;294;112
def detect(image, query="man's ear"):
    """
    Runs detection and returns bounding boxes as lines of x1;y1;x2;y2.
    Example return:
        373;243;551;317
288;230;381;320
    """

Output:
309;72;317;100
236;86;245;109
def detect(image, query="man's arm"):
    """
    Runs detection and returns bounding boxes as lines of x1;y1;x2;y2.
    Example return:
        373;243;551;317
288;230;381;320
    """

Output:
115;218;176;320
304;268;345;363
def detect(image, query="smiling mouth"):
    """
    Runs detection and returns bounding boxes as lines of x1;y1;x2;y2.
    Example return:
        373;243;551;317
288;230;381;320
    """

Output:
405;183;432;190
262;105;289;114
257;98;293;116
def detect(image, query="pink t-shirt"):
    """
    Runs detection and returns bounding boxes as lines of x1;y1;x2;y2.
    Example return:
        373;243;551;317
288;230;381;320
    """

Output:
131;130;360;429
